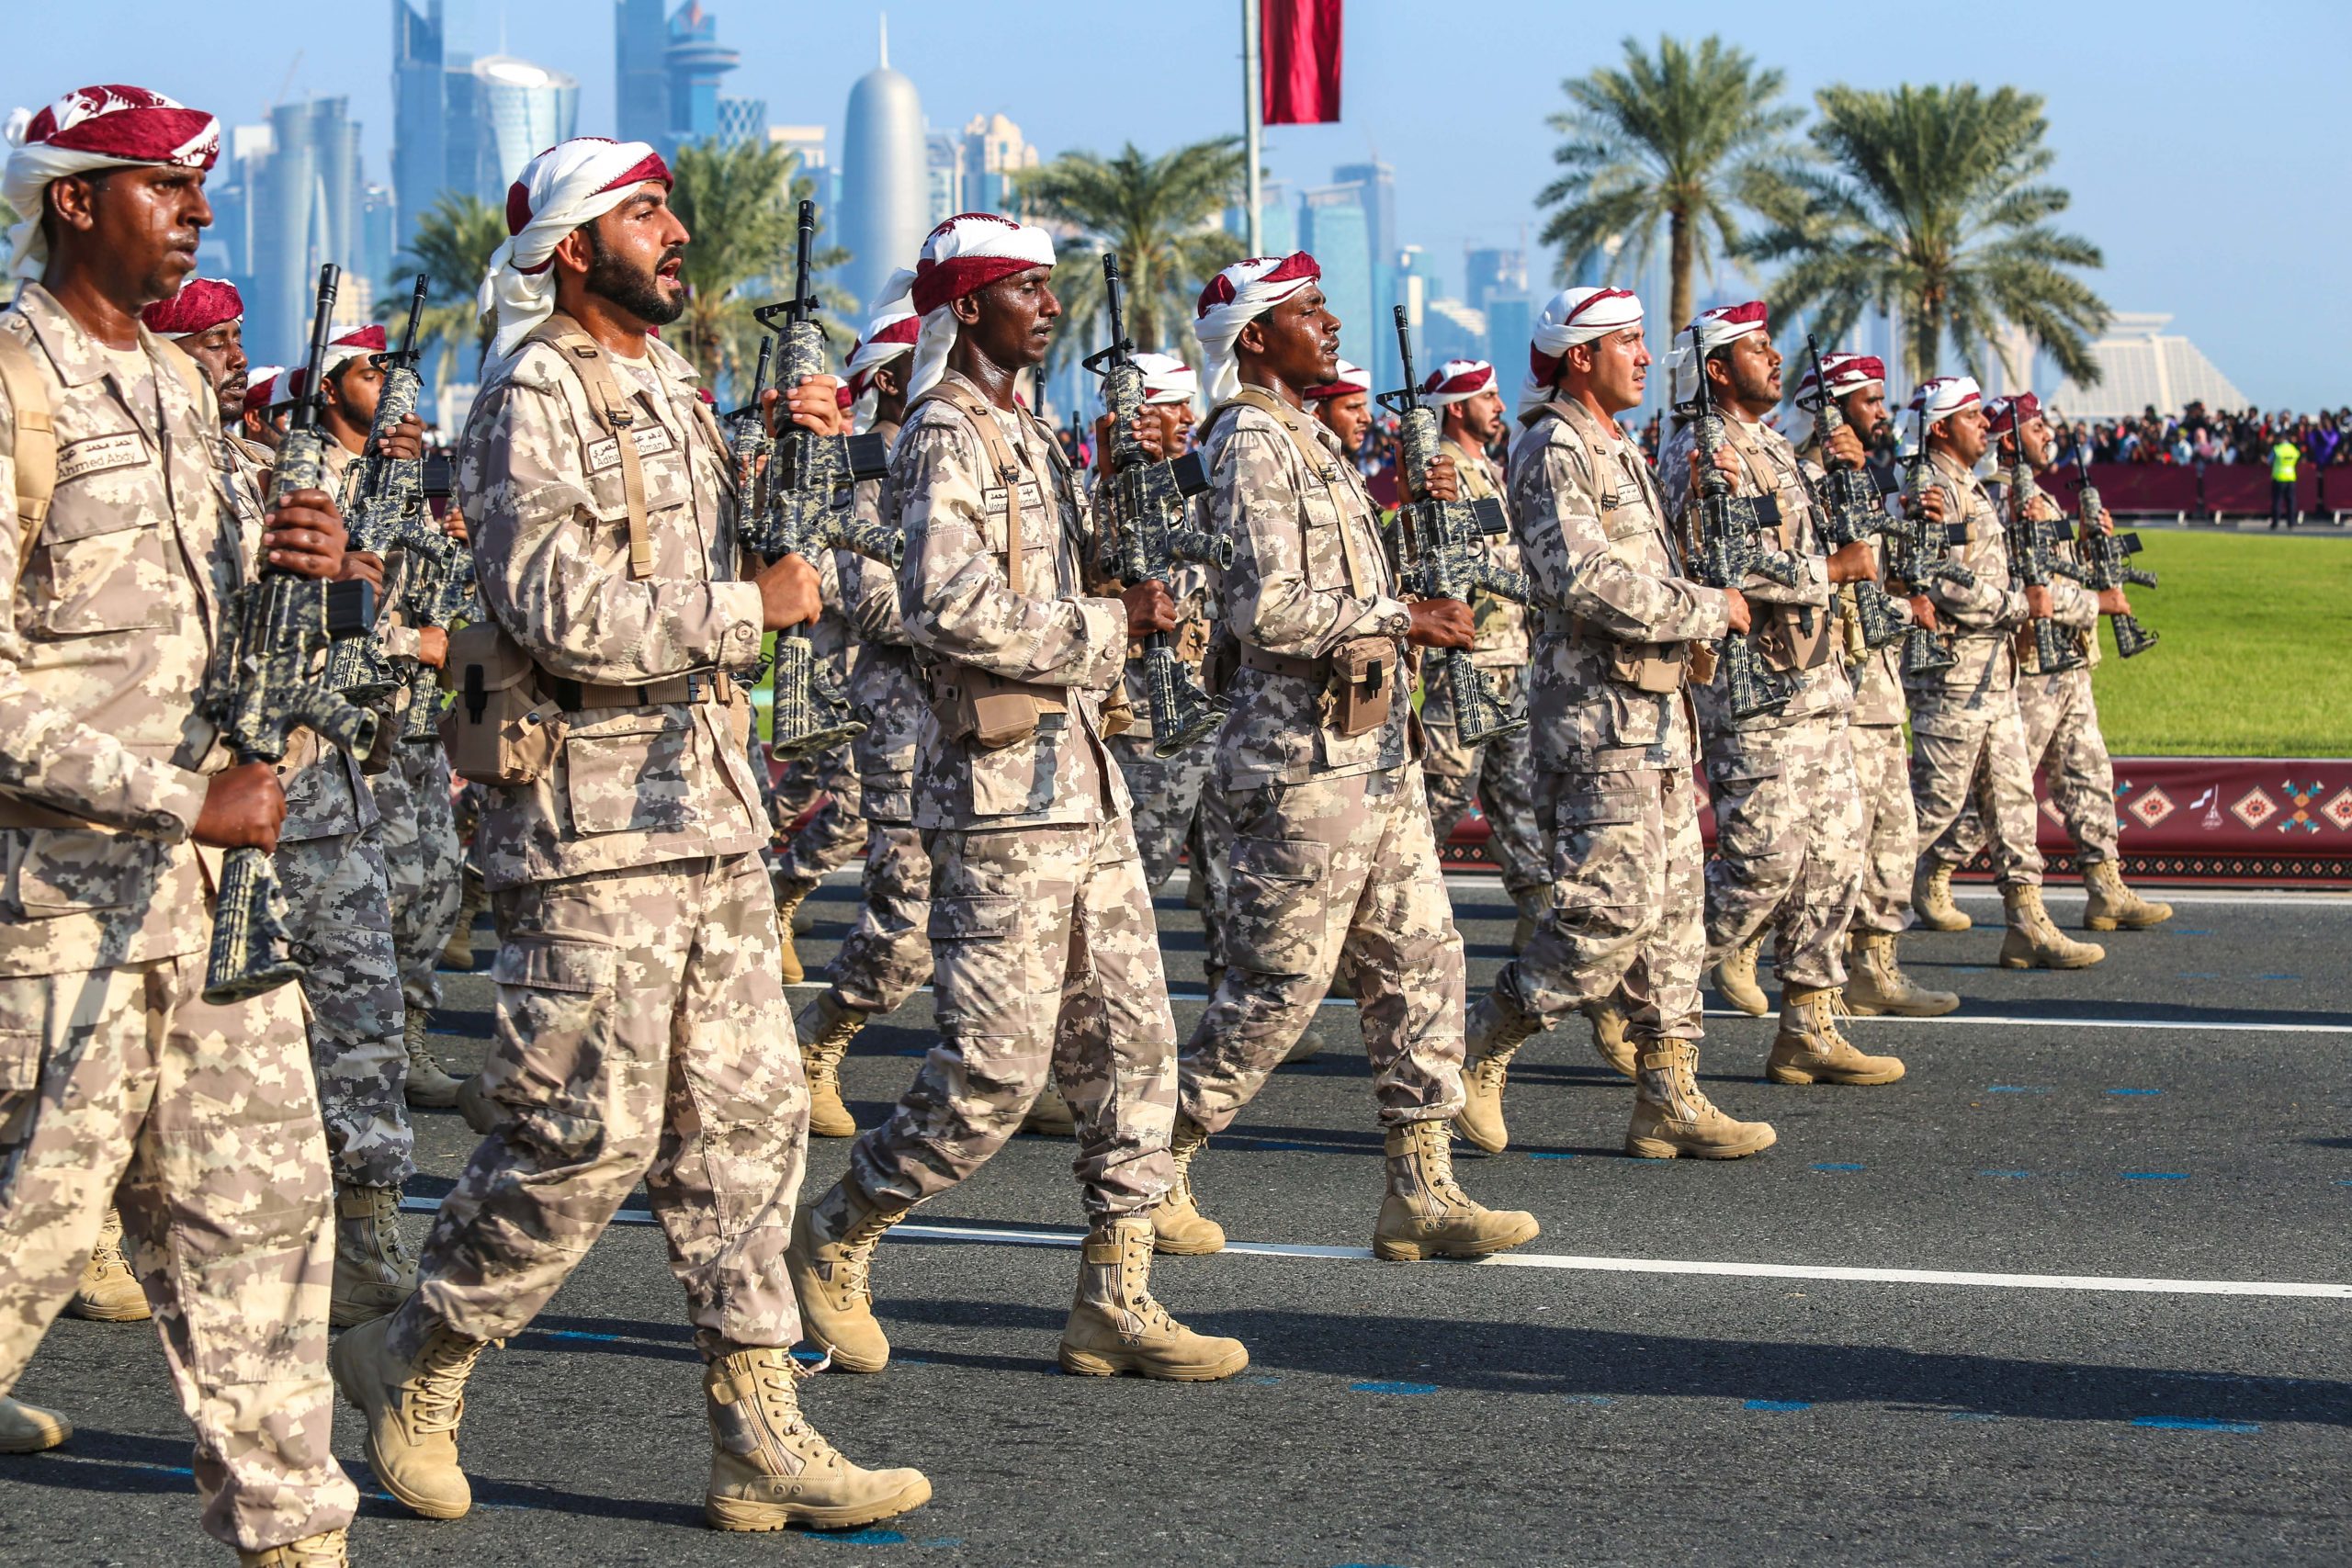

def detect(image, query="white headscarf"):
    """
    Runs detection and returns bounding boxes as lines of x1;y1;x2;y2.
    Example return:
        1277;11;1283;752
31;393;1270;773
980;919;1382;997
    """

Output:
477;137;670;368
876;212;1057;402
5;85;220;279
1665;300;1770;407
1192;253;1323;408
1304;359;1371;402
1420;357;1497;407
1521;286;1642;417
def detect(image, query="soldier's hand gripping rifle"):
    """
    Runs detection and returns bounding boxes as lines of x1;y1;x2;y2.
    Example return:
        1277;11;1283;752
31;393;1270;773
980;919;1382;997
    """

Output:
744;200;896;761
199;264;380;1004
1683;323;1800;721
1082;253;1229;757
1794;333;1904;652
2068;439;2158;658
2000;401;2086;674
1378;305;1532;744
1888;396;1973;676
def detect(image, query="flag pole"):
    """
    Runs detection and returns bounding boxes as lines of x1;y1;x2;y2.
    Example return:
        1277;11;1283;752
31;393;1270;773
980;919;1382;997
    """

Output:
1242;0;1263;254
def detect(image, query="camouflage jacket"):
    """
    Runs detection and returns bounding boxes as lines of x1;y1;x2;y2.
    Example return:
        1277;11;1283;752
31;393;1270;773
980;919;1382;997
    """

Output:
1986;470;2100;673
1447;441;1530;671
839;420;919;820
894;372;1128;830
0;286;239;976
1509;398;1727;773
457;324;769;888
1202;390;1415;789
1904;450;2030;734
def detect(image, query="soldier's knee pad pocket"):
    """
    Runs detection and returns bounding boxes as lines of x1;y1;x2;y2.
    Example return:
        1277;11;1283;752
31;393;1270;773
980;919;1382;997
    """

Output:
1227;836;1329;976
0;1018;38;1151
488;936;624;1157
926;895;1029;1036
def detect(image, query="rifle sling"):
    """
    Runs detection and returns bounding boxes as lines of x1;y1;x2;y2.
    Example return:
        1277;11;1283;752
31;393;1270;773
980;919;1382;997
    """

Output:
530;314;656;581
1223;385;1368;595
908;379;1028;593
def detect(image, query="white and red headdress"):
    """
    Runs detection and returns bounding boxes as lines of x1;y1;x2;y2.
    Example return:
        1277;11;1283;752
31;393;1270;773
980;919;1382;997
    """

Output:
1521;286;1642;416
141;276;243;337
1910;375;1984;427
320;324;387;380
1668;300;1770;405
5;85;220;280
478;136;671;366
1303;358;1371;403
1981;390;2042;435
875;212;1057;401
1787;351;1886;446
845;304;921;400
1193;252;1322;407
1420;357;1497;408
1135;352;1198;407
243;367;286;417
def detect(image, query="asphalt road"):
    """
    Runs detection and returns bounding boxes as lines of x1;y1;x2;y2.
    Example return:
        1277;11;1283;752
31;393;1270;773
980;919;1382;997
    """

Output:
6;874;2347;1567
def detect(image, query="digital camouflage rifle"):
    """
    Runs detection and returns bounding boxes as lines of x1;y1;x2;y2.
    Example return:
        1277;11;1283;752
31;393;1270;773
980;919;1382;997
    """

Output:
319;274;432;705
1999;400;2086;674
2068;439;2158;658
1683;322;1799;721
1889;393;1973;676
199;264;380;1004
745;199;896;761
1378;305;1532;745
1793;333;1904;653
1082;252;1229;757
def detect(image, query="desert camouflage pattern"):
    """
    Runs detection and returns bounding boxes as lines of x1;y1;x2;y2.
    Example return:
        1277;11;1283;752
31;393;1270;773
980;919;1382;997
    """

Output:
456;324;770;891
825;820;933;1015
1702;716;1865;990
1849;721;1920;935
375;739;465;1014
400;852;803;1359
1447;445;1531;669
1421;667;1546;898
1942;664;2120;867
275;827;413;1187
771;739;866;883
1191;771;1236;976
1111;733;1216;890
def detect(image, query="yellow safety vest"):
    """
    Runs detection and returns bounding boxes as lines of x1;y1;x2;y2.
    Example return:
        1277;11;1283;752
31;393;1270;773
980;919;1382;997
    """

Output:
2272;441;2301;483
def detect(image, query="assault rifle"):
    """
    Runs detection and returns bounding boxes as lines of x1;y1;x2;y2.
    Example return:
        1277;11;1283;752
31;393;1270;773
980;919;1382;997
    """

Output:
319;274;431;703
1793;333;1903;652
2068;440;2159;658
744;199;896;761
1683;323;1799;720
1378;305;1532;744
1082;253;1229;756
1999;401;2086;674
1887;395;1973;676
200;264;380;1004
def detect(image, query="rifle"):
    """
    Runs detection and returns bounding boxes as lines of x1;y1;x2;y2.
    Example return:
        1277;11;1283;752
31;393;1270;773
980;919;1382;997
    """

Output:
729;333;775;504
2000;401;2086;674
1081;253;1229;756
1888;395;1972;676
1793;333;1904;654
199;264;381;1004
746;199;896;761
316;274;431;704
1376;306;1532;744
1682;323;1799;721
2068;440;2158;658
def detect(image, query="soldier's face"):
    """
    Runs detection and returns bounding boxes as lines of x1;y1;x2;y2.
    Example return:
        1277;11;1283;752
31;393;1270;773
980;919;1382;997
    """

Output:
959;266;1060;370
1718;333;1781;410
1152;400;1194;450
1841;385;1890;441
2020;412;2053;467
1940;406;1989;463
1578;327;1648;412
1248;287;1340;389
1317;390;1370;448
328;357;384;430
54;164;212;308
578;184;689;327
179;318;247;410
1450;385;1505;443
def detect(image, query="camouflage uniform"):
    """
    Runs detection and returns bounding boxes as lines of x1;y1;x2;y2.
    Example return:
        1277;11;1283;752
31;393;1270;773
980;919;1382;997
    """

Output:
1106;550;1218;891
1841;556;1921;935
0;286;356;1551
769;547;868;881
1177;390;1464;1134
844;372;1177;1218
1657;417;1862;992
1485;398;1730;1043
1904;452;2044;890
1415;441;1547;902
389;318;806;1362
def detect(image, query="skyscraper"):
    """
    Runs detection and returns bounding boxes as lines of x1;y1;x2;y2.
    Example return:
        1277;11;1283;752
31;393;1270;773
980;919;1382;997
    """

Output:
1463;246;1526;314
253;97;367;362
664;2;741;148
615;0;669;144
392;0;477;253
463;56;580;197
1329;160;1399;389
1299;187;1372;375
840;19;928;316
959;114;1039;216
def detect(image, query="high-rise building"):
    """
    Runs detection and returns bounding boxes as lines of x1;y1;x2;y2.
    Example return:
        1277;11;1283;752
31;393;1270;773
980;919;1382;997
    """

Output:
252;97;368;362
1298;187;1372;373
615;0;669;145
924;132;963;225
463;56;580;198
840;19;929;316
392;0;477;253
770;124;832;210
959;113;1039;217
1463;246;1525;314
1485;292;1532;380
1329;161;1399;389
664;2;740;147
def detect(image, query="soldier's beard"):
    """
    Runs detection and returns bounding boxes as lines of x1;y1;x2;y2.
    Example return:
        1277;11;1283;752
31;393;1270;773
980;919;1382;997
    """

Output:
585;237;687;327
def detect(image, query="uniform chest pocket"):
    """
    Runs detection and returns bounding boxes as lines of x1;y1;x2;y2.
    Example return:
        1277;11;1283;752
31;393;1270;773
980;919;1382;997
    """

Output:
1299;486;1356;592
36;462;174;636
561;713;695;837
583;420;688;521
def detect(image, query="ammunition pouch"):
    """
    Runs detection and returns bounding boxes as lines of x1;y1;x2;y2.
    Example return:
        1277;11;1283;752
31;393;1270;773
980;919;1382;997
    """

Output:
1754;602;1835;674
924;664;1069;751
1546;607;1691;694
1240;636;1395;739
438;620;564;787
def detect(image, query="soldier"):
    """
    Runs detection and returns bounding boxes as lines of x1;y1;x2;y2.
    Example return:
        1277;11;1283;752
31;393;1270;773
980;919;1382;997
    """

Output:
1787;352;1956;1016
1654;304;1901;1086
788;212;1246;1382
239;367;287;453
1899;377;2103;969
795;302;927;1135
1944;393;2170;933
0;85;359;1564
1144;253;1538;1262
1456;287;1778;1158
329;137;930;1532
1410;357;1549;951
768;543;869;987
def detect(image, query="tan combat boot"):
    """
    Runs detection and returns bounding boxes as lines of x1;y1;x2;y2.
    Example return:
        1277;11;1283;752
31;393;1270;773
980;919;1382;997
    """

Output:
64;1204;148;1322
1842;931;1958;1017
403;1011;463;1110
1767;988;1905;1086
329;1312;491;1519
1148;1114;1224;1256
1374;1120;1541;1261
794;989;866;1139
1712;931;1770;1016
1456;994;1544;1154
1586;1001;1637;1079
774;874;819;987
1912;862;1973;931
1626;1042;1778;1159
1020;1078;1077;1137
331;1184;419;1328
1999;885;2106;969
2083;861;2173;931
438;870;489;970
1510;887;1548;955
1283;1025;1327;1064
785;1179;912;1373
238;1529;349;1567
1058;1215;1250;1381
0;1395;71;1452
703;1347;932;1533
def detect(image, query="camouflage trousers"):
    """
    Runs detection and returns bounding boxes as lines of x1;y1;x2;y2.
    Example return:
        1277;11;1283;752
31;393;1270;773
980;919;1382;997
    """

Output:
825;818;933;1016
773;740;867;888
1492;765;1707;1048
1181;763;1466;1134
1943;666;2120;867
0;952;356;1552
396;852;805;1361
277;826;413;1188
1849;723;1919;936
1191;778;1235;977
848;818;1179;1220
1110;731;1215;891
1910;698;2046;890
1701;716;1865;992
373;739;464;1012
1419;668;1550;899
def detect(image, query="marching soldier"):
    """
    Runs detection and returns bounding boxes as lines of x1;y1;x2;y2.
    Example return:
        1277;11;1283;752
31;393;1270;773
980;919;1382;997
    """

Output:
330;137;930;1533
0;85;361;1564
1458;287;1778;1158
1148;254;1538;1261
768;554;869;987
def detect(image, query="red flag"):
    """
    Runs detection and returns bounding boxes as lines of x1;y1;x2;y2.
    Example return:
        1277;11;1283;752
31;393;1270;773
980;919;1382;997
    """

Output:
1262;0;1342;125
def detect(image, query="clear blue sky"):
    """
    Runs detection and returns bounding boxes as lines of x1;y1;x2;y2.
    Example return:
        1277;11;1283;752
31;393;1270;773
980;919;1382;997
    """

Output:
8;2;2345;408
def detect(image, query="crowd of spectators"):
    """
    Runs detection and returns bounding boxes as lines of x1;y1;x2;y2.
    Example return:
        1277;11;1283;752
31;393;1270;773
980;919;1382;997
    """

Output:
2048;403;2350;468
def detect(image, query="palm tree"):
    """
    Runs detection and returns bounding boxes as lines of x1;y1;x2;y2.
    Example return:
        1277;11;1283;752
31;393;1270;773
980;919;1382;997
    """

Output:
1018;137;1249;387
667;137;848;403
383;192;506;370
1535;34;1803;332
1743;84;2108;386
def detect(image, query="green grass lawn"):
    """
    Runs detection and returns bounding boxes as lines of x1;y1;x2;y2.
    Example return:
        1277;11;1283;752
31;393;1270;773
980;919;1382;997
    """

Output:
2087;530;2351;756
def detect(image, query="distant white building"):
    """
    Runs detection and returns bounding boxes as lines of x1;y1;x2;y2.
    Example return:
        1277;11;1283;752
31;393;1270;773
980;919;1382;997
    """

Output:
2051;312;2248;419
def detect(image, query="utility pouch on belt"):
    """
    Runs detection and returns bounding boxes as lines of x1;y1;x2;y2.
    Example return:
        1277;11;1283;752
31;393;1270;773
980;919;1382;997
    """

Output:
1611;641;1690;694
439;619;564;786
925;665;1069;750
1754;603;1835;674
1328;636;1394;738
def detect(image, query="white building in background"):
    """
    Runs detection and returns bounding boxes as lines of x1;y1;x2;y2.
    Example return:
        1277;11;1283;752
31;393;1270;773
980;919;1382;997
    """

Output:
468;56;580;196
2052;312;2248;419
838;20;929;318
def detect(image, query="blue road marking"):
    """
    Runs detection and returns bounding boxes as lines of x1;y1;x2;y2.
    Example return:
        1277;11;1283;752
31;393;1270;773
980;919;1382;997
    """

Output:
2122;1171;2189;1180
1977;1169;2033;1179
1810;1163;1864;1172
2257;973;2300;981
1528;1152;1576;1161
2167;929;2212;935
813;1529;911;1544
2106;1089;2162;1096
1949;1412;2000;1422
1744;1399;1811;1412
1562;1394;1615;1406
2132;1416;2258;1433
2177;972;2219;978
1986;1085;2051;1094
537;1330;622;1343
1351;1381;1440;1395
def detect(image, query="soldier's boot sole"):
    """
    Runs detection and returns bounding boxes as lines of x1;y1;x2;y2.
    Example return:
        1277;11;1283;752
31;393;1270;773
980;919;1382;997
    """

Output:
1765;1048;1906;1087
2084;897;2174;932
1056;1331;1250;1382
705;1473;933;1534
0;1397;73;1453
328;1317;471;1521
1371;1206;1540;1262
1625;1116;1778;1161
1997;931;2106;970
63;1287;150;1323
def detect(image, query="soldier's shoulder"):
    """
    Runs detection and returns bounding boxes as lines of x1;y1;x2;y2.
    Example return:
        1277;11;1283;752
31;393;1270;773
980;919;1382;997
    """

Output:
487;339;582;402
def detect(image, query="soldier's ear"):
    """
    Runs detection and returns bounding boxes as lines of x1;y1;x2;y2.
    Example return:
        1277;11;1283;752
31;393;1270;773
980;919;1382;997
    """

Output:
548;226;595;282
871;363;904;400
1235;319;1266;358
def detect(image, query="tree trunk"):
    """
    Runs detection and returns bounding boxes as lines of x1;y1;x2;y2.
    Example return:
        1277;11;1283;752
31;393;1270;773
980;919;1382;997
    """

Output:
1668;209;1694;337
